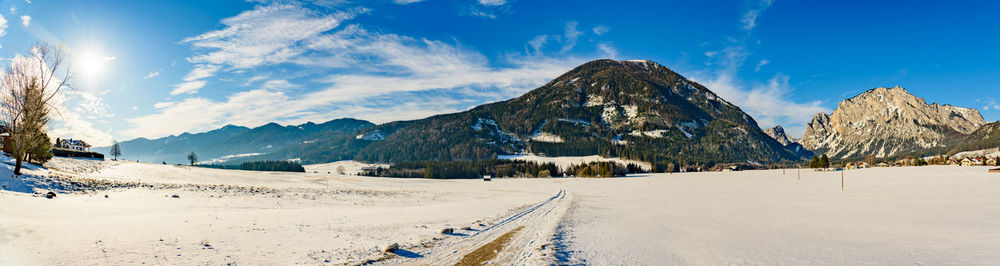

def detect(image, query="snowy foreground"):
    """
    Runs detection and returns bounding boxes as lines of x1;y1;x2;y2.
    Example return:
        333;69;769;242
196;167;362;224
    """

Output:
2;158;999;265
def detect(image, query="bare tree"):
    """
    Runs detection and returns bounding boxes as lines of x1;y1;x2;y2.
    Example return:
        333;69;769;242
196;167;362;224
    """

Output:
0;43;73;175
110;140;122;160
187;151;198;166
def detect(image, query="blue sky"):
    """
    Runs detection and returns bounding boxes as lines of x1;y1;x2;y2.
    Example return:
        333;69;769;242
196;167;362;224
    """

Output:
1;0;998;145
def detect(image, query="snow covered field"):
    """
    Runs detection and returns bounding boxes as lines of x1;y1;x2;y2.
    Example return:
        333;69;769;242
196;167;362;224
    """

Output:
3;158;999;265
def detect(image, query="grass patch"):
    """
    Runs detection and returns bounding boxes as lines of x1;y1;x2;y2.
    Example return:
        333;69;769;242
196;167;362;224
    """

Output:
455;226;524;266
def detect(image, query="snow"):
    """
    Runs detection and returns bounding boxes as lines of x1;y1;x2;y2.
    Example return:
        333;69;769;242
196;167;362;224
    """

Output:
199;153;265;164
355;131;385;141
554;166;1000;264
629;129;668;138
4;157;999;265
530;132;564;143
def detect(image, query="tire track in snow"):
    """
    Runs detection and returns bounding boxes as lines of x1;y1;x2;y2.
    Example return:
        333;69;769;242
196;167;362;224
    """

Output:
368;187;571;265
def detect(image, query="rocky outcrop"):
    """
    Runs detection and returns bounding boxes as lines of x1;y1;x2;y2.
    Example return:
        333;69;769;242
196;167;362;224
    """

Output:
763;125;794;146
799;86;985;159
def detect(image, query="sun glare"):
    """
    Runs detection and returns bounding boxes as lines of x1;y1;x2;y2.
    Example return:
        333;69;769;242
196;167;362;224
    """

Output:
76;50;109;81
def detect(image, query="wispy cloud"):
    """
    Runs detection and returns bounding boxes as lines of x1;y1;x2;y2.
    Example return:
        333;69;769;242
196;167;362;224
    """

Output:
740;0;773;30
182;64;219;81
181;3;365;69
124;2;583;138
143;71;160;79
598;43;618;59
0;14;8;45
755;59;769;71
19;15;28;27
478;0;506;6
560;21;582;53
979;98;1000;111
170;80;207;95
592;25;609;36
9;6;15;15
693;0;827;137
393;0;425;4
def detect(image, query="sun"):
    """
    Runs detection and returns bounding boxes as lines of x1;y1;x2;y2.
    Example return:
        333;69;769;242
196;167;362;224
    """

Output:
76;50;111;82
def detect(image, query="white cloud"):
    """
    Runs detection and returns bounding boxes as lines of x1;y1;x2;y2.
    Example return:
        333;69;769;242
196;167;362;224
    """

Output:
24;0;31;4
980;98;1000;111
260;79;297;90
242;75;268;86
132;106;138;111
393;0;425;4
181;3;364;69
143;71;160;79
123;2;584;139
182;64;220;81
170;80;207;95
560;21;582;53
528;35;547;55
0;14;7;43
478;0;506;6
597;43;618;59
755;59;769;71
592;25;609;36
741;0;773;30
9;6;15;15
19;15;28;27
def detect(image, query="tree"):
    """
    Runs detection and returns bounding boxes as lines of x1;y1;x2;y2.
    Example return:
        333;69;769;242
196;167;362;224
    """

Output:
187;151;198;165
809;156;819;168
27;133;53;164
819;154;830;168
0;43;72;175
110;140;122;160
865;154;875;166
336;165;346;175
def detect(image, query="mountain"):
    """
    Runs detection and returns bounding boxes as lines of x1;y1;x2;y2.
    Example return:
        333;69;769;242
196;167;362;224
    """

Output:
350;59;806;168
95;118;374;164
763;125;812;158
799;86;986;159
763;125;794;146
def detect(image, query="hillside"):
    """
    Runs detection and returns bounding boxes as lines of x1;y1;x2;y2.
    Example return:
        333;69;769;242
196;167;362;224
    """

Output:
94;118;374;164
352;59;805;168
799;86;985;159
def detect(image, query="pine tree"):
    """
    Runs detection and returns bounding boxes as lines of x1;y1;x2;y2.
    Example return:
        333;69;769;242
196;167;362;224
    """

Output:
820;154;830;168
810;156;819;168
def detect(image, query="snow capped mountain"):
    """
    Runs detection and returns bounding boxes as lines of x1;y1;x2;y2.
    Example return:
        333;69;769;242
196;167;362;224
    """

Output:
799;86;986;159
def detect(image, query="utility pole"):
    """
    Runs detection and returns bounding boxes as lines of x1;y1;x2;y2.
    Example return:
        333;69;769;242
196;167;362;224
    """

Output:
841;170;845;191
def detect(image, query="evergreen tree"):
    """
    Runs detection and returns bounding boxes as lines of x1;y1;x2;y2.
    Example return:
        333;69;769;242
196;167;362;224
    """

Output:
28;134;53;164
809;156;819;168
820;154;830;168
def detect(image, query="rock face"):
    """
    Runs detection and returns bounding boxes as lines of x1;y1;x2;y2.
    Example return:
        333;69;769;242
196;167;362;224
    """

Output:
763;125;794;146
764;125;813;158
799;86;985;159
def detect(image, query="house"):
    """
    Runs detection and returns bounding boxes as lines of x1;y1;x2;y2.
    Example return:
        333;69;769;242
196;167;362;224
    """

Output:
960;158;983;167
57;138;92;151
987;157;998;166
876;162;889;167
859;162;870;168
